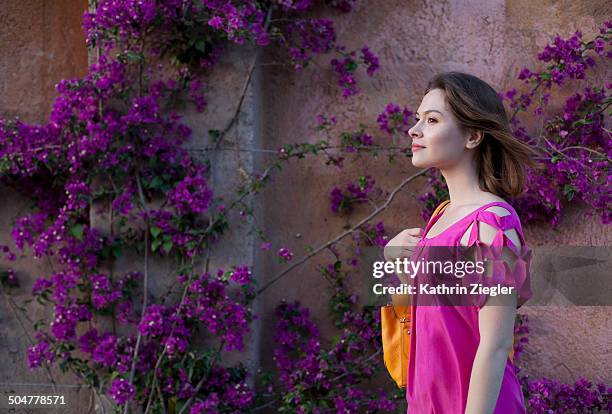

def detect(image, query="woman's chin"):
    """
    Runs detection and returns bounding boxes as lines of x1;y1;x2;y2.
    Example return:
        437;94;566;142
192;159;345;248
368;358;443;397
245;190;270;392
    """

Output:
411;154;430;168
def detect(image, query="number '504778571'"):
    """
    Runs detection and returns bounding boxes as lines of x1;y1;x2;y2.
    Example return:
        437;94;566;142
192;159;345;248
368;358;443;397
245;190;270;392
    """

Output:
5;395;66;406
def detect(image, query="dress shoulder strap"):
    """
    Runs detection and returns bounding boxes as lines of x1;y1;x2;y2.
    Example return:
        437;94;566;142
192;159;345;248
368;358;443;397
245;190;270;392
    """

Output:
430;199;450;219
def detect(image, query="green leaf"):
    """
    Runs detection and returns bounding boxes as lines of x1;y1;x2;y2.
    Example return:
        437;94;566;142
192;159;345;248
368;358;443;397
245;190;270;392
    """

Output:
70;224;84;240
150;226;162;238
563;184;576;201
0;155;10;174
126;51;143;62
150;176;163;189
572;118;594;128
33;319;45;331
346;60;358;72
162;240;173;253
194;39;208;53
152;238;162;252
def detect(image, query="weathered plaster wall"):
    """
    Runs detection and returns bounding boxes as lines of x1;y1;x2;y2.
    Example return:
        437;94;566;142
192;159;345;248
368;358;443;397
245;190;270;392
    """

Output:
0;0;89;122
0;0;610;412
258;0;612;399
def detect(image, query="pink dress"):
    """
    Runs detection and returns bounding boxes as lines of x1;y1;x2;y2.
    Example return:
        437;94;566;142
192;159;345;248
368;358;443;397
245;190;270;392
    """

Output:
406;201;532;413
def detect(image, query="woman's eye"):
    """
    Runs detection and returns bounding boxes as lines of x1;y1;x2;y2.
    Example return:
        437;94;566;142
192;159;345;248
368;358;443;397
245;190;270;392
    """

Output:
415;117;436;123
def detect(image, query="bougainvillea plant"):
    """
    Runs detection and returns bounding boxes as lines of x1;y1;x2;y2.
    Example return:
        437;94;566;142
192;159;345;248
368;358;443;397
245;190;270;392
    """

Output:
0;0;610;412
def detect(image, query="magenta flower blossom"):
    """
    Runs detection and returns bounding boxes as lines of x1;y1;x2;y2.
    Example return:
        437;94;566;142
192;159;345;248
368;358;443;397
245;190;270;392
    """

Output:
168;165;213;215
190;392;220;414
27;336;54;370
377;102;413;135
138;304;167;337
330;175;376;214
315;113;337;130
0;269;19;287
331;56;359;98
360;46;380;77
108;378;135;405
90;274;121;310
92;333;119;367
230;265;253;285
278;247;294;262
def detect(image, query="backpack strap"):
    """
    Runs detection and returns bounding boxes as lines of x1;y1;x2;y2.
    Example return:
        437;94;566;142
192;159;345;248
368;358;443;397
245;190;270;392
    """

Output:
430;199;450;220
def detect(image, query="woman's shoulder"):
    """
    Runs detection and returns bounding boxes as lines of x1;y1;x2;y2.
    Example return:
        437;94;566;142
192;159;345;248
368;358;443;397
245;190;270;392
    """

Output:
471;195;525;249
456;194;516;217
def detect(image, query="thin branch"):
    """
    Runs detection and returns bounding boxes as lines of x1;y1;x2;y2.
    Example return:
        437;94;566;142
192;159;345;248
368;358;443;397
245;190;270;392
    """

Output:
558;145;611;160
253;397;280;412
213;56;258;149
188;144;410;155
257;169;429;294
177;340;225;414
124;171;150;414
328;348;382;383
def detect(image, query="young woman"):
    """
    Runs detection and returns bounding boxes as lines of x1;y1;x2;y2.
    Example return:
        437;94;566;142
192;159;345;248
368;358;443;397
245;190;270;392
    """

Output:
384;72;537;413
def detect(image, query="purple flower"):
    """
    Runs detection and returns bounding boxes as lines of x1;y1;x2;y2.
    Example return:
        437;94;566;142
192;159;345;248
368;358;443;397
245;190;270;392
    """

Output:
50;303;92;341
222;381;253;408
190;392;220;414
90;274;121;310
518;67;533;81
377;103;413;135
164;335;188;355
315;113;337;130
230;265;252;285
168;165;213;215
330;176;376;214
208;16;223;30
331;56;359;98
27;337;54;370
112;183;135;216
108;378;135;405
360;46;380;77
278;247;294;262
138;304;167;337
0;269;19;287
92;333;118;367
285;19;335;69
78;328;99;354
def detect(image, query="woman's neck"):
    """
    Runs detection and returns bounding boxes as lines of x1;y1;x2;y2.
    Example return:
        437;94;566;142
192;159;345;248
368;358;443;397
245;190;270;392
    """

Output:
440;158;483;206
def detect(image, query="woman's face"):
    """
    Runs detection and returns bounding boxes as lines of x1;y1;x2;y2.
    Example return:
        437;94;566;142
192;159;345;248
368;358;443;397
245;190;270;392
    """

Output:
408;88;473;169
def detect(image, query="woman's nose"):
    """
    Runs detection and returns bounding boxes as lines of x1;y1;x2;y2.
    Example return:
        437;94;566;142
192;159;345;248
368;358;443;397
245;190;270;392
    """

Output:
409;124;422;139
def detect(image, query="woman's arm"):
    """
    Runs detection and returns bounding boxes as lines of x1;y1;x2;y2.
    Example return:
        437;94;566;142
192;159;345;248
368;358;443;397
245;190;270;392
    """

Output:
464;292;517;414
464;214;521;414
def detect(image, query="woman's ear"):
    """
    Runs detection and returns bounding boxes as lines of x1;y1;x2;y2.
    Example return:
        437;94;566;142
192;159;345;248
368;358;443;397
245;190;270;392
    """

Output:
466;129;484;149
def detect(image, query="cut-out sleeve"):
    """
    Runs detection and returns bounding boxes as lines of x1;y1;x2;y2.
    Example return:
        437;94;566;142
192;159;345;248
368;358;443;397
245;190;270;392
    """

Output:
464;209;533;309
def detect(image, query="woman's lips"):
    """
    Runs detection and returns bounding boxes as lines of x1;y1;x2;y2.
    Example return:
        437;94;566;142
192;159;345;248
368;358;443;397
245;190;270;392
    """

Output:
411;145;425;151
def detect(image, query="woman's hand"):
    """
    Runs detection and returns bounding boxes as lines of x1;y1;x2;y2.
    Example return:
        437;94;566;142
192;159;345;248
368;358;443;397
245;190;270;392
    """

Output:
384;228;424;307
383;227;424;262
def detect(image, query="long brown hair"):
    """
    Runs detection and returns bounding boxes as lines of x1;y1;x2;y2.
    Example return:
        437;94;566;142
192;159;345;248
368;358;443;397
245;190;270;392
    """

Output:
425;71;540;198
